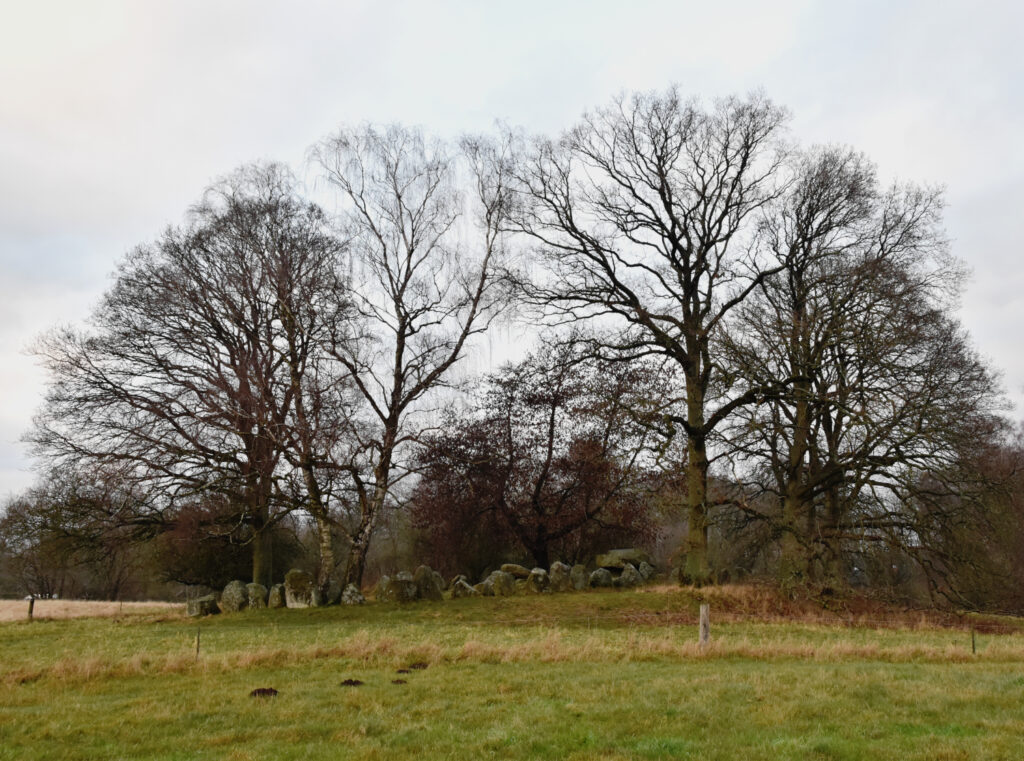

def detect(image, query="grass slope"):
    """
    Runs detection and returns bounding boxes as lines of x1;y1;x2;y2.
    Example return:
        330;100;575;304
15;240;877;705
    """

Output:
1;586;1022;760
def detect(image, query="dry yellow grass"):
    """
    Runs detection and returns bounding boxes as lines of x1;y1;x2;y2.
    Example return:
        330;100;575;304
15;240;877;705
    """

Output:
0;598;183;622
3;586;1021;690
7;621;1024;688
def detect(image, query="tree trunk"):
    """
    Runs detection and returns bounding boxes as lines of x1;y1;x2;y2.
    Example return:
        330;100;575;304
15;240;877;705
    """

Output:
343;500;378;589
529;540;550;570
779;364;811;587
683;433;711;585
779;487;808;587
314;511;335;599
298;460;336;600
247;467;276;587
251;526;273;587
821;486;844;585
806;501;821;583
343;531;369;589
680;366;711;586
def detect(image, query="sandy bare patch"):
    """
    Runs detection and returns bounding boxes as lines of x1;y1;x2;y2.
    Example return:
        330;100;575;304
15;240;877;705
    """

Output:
0;599;183;623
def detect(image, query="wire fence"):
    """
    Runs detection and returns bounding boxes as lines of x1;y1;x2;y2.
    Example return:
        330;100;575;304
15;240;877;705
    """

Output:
6;599;1024;686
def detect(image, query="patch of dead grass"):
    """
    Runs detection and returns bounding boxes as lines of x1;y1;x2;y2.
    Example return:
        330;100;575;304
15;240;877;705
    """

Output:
8;623;1022;688
0;599;183;623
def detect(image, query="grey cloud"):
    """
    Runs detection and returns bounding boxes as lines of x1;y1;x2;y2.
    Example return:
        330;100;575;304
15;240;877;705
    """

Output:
1;0;1021;495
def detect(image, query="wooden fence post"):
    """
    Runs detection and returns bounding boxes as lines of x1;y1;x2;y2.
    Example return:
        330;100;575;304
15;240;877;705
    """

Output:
27;596;35;621
699;603;710;648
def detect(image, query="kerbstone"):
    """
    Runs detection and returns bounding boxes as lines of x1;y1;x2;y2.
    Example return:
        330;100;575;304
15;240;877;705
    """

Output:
186;594;219;617
221;580;248;613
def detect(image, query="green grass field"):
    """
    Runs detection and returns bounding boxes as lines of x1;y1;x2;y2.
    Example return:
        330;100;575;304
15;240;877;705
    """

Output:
2;586;1023;760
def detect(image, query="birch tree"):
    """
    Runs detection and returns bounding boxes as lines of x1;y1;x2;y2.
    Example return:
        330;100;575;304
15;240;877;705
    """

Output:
310;126;512;587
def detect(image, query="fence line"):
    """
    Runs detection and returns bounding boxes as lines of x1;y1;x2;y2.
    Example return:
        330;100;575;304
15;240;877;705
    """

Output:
165;609;1023;637
8;597;1022;636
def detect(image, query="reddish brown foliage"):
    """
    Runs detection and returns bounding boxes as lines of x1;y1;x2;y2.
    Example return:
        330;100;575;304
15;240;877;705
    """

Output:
410;346;664;576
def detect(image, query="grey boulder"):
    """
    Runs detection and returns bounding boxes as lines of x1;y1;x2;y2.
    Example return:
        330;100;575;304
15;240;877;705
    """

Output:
413;565;444;601
186;594;220;617
549;561;572;592
221;580;249;613
284;569;320;608
488;570;517;596
451;579;480;598
267;584;286;609
500;563;531;579
589;568;614;588
570;564;589;591
341;583;366;605
615;562;643;588
246;582;268;609
526;567;550;594
595;549;651;570
378;573;419;603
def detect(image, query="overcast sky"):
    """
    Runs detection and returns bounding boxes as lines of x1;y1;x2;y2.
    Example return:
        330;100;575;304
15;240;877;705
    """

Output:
1;0;1022;497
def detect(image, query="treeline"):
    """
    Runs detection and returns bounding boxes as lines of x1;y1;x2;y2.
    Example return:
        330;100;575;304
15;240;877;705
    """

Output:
2;88;1021;612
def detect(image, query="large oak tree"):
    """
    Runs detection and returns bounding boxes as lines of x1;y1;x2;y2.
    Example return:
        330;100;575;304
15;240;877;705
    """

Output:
724;147;1006;586
508;89;789;582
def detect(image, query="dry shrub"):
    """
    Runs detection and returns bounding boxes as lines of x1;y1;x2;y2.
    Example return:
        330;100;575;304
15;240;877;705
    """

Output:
634;583;1020;633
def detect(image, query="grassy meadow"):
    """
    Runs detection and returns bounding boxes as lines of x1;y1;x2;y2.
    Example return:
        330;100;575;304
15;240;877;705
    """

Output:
1;585;1023;760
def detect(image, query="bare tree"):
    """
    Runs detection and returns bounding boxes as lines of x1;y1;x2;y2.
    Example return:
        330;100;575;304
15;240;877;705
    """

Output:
309;125;511;587
253;189;355;600
29;164;344;586
507;89;789;583
724;147;1006;586
912;427;1024;612
0;466;150;599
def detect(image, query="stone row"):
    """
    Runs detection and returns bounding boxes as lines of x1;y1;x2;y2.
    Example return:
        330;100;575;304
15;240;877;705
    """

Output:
186;550;656;616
